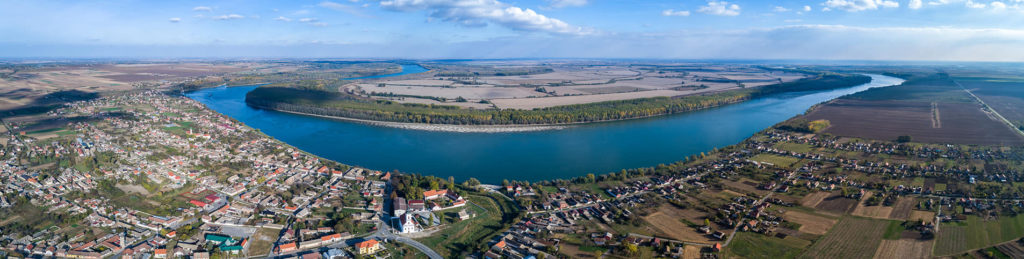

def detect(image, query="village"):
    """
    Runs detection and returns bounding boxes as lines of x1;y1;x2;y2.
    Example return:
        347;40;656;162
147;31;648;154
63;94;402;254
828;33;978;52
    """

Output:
478;126;1024;259
1;70;1024;259
0;90;482;259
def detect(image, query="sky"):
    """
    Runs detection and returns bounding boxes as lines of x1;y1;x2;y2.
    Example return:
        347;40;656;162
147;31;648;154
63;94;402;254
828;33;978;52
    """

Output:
1;0;1023;61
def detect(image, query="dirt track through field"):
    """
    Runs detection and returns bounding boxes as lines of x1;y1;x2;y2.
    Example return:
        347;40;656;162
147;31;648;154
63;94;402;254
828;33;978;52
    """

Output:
954;79;1024;138
801;192;831;208
931;102;941;128
643;205;717;243
784;210;837;235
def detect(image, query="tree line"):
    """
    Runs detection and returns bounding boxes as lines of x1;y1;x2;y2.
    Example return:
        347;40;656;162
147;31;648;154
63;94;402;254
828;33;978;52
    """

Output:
245;73;870;125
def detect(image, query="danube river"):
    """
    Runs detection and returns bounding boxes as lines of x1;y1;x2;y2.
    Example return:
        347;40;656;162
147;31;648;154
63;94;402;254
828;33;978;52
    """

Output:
187;67;903;183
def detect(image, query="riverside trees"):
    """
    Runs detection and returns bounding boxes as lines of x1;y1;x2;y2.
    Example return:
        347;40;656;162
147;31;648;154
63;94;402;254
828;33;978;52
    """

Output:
245;73;870;125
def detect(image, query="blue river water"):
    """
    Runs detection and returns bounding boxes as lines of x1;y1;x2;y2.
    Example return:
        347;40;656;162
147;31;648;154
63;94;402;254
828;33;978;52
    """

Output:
187;66;903;183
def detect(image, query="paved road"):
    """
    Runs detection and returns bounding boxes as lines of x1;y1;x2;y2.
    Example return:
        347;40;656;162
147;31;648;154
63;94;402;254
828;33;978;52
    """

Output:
954;79;1024;138
374;218;443;259
723;172;796;247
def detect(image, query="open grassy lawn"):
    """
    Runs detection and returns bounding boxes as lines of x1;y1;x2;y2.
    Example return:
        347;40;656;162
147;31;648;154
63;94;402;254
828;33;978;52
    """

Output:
726;232;809;259
416;193;520;258
882;220;905;240
750;154;802;169
910;177;926;186
935;214;1024;256
775;142;815;153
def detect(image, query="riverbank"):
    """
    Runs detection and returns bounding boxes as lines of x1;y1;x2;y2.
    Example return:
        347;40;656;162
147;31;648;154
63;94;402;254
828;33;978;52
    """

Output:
187;74;902;183
272;109;567;133
244;73;871;127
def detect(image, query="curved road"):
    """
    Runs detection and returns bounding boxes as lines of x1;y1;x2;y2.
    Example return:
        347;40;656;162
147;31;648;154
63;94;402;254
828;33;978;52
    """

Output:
374;218;443;259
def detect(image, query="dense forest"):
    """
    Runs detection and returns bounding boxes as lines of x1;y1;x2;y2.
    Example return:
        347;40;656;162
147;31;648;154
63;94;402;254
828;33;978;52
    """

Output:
245;73;871;125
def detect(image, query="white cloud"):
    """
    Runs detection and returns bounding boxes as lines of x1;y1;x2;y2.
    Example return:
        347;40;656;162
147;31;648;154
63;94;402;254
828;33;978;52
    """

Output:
909;0;923;9
823;0;899;12
274;16;292;22
379;0;592;35
804;5;813;11
784;19;803;22
774;6;790;12
291;17;327;26
214;14;245;20
698;1;741;16
547;0;588;8
193;6;213;12
662;9;691;16
168;17;181;23
991;1;1008;9
929;0;1016;8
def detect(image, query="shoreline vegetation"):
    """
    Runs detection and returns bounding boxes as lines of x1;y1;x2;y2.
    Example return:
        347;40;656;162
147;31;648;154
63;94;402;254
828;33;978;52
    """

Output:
243;73;871;128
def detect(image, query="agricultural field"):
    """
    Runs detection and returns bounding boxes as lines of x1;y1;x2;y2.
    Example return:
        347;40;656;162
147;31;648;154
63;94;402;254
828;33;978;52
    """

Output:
873;239;933;259
354;62;811;109
813;193;860;215
850;192;894;219
725;232;809;259
887;197;921;220
801;217;888;259
957;77;1024;130
0;62;257;112
783;210;837;235
800;191;832;208
641;204;722;243
800;74;1024;146
995;242;1024;258
935;214;1024;256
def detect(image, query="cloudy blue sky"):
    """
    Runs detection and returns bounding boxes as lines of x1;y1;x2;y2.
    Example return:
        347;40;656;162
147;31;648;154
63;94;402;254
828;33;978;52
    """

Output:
1;0;1023;61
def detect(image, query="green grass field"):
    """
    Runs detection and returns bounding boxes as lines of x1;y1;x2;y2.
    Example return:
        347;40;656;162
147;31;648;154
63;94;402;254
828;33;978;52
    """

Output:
726;232;809;259
910;177;925;186
416;193;520;258
750;154;802;168
935;214;1024;256
882;220;904;240
775;142;815;153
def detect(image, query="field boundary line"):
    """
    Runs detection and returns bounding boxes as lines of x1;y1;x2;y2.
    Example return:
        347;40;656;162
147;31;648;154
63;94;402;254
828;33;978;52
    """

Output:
953;79;1024;138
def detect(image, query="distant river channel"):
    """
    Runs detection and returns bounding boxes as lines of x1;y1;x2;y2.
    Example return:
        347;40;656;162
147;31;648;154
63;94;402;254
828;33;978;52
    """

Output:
187;65;904;183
